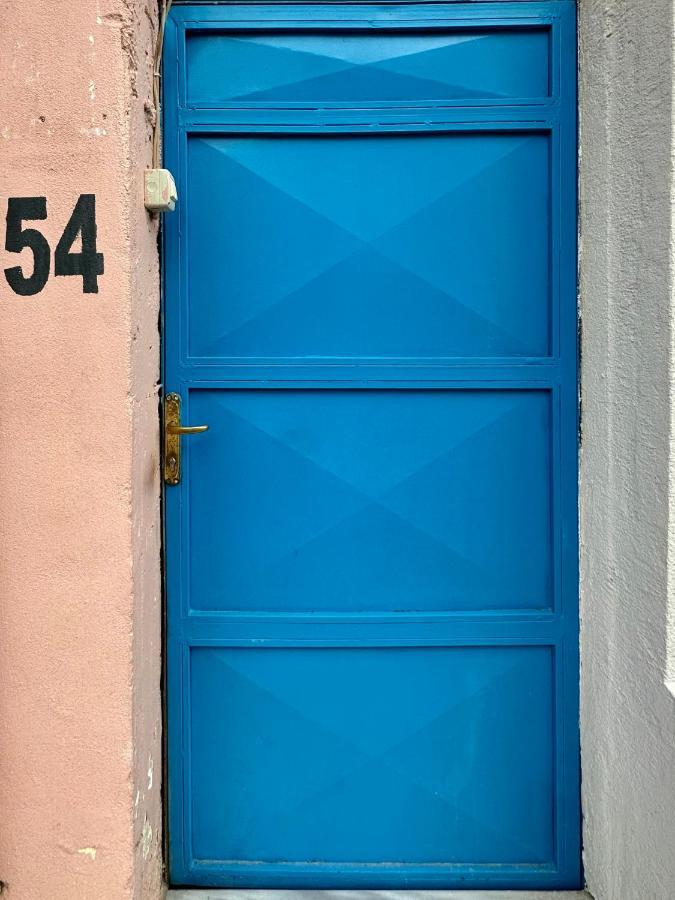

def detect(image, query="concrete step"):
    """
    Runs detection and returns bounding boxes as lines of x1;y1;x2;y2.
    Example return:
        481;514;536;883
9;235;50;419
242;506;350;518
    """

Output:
168;891;591;900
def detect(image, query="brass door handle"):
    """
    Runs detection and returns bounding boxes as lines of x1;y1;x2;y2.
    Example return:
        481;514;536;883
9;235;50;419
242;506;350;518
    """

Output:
166;424;209;435
164;393;208;485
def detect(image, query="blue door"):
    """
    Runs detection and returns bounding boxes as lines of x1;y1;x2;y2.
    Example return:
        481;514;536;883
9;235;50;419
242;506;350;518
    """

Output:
164;2;579;889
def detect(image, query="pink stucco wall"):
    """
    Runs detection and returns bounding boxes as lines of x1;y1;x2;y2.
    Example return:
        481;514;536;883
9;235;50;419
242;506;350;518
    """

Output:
0;2;162;898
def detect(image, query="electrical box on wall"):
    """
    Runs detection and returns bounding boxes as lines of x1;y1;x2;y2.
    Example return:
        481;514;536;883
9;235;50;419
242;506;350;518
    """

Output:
144;168;177;212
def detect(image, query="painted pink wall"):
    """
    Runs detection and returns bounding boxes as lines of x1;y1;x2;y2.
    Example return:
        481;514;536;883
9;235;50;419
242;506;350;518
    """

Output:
0;2;162;898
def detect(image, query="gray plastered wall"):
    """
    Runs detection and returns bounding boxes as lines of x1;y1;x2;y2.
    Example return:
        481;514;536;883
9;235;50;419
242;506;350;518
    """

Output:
579;1;675;897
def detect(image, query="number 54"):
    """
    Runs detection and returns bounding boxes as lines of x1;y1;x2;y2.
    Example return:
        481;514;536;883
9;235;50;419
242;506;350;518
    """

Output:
4;194;104;296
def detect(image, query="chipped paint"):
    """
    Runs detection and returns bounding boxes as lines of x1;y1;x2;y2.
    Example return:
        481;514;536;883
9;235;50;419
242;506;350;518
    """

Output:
141;818;153;862
77;847;97;861
79;125;107;137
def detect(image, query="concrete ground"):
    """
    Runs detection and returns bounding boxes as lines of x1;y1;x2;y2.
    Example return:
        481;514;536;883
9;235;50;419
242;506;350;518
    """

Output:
168;891;591;899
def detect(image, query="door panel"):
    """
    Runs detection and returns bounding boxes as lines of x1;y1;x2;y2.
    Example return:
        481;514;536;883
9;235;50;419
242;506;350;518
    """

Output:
164;2;579;890
187;132;551;360
189;388;553;613
186;28;551;105
190;645;554;864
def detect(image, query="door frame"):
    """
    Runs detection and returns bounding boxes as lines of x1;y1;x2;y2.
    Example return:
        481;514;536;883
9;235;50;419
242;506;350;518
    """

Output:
160;1;581;890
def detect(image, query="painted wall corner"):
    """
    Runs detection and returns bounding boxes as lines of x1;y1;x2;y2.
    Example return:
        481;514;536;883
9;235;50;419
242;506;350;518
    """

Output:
579;0;675;897
0;1;161;897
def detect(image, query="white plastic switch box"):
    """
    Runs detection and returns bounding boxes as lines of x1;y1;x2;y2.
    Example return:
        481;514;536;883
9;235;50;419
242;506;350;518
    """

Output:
144;168;177;212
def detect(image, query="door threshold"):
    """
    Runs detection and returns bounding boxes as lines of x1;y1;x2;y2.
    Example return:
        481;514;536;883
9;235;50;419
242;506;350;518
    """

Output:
167;891;591;899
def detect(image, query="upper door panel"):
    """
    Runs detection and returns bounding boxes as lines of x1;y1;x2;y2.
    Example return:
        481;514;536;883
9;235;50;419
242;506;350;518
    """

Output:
186;28;551;105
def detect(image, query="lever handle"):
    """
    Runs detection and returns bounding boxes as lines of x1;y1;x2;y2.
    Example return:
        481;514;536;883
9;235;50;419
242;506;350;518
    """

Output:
164;393;208;485
166;424;209;435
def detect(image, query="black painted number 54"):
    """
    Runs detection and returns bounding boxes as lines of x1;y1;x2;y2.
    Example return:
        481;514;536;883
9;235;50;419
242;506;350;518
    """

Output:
4;194;104;296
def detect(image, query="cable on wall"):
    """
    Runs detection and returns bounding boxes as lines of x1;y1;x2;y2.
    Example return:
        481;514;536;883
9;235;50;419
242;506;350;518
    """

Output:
152;0;173;170
144;0;177;211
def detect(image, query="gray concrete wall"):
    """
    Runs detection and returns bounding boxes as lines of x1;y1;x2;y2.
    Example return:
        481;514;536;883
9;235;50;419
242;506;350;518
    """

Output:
579;1;675;897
